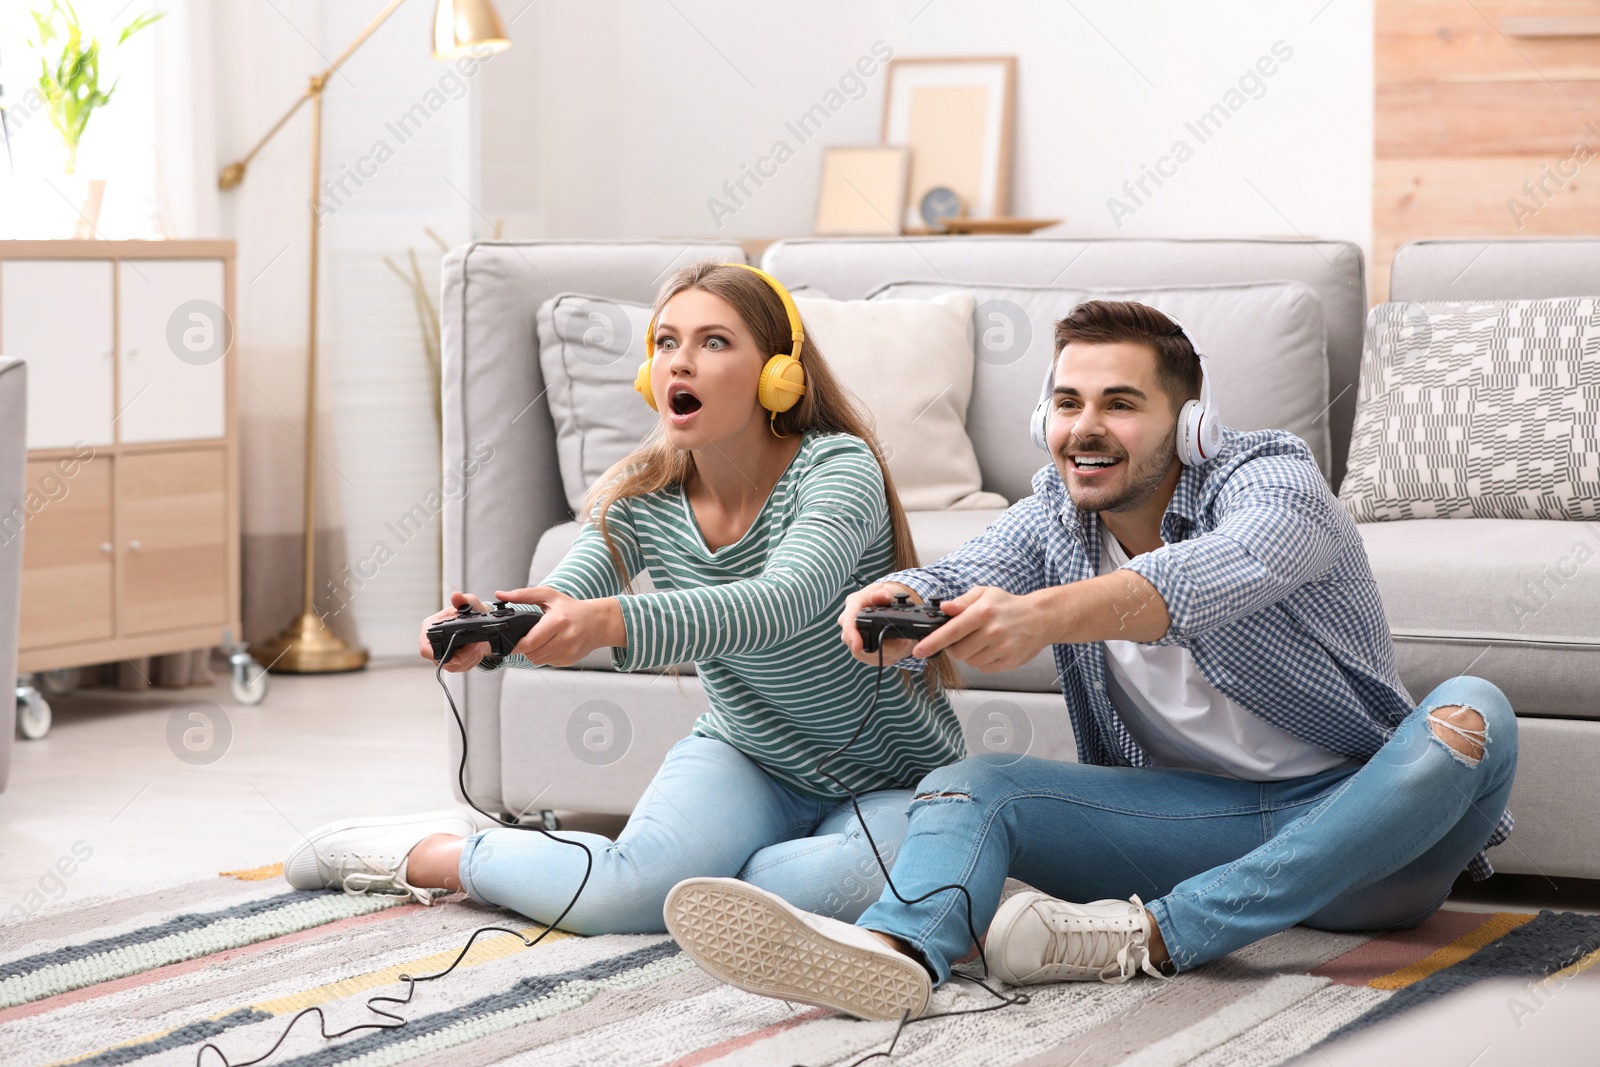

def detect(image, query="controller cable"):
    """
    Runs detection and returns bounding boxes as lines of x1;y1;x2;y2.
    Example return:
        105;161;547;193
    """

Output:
200;634;1024;1067
196;633;593;1067
794;643;1028;1067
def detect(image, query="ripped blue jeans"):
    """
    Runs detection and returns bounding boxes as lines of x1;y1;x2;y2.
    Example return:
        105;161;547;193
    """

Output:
856;676;1518;982
457;734;912;934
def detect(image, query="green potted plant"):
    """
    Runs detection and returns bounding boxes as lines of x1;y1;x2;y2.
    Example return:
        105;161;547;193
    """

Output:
29;0;162;175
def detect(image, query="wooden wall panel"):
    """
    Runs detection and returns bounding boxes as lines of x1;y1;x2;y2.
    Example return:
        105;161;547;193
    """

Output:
1374;0;1600;304
1373;154;1600;297
1378;0;1600;84
1377;83;1600;156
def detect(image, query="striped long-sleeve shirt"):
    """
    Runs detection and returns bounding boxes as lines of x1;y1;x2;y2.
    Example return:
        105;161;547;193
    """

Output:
504;431;965;799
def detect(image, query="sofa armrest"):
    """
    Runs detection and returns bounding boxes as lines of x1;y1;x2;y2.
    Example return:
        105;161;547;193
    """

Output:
0;358;27;791
438;240;745;813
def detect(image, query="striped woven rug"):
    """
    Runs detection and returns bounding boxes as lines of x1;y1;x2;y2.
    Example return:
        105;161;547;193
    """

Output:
3;865;1598;1067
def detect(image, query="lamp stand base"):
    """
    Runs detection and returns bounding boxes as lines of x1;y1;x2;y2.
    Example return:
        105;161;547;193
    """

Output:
255;612;369;674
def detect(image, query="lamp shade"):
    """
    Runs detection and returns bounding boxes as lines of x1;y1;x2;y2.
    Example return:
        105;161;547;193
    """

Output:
433;0;511;59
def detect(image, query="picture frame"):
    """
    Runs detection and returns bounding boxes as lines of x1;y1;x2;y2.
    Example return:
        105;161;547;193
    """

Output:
814;146;909;236
881;56;1017;232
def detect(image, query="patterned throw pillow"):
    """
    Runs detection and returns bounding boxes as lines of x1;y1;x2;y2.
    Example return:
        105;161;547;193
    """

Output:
1338;298;1600;521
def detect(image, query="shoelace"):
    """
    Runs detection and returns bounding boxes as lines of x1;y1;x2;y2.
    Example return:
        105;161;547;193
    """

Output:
1040;895;1166;984
1100;940;1155;984
340;855;435;906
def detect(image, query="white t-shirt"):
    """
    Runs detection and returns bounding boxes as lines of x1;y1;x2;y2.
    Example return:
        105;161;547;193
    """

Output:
1098;525;1359;782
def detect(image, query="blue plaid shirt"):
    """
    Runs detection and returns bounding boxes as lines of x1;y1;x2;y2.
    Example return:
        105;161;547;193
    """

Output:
885;427;1511;880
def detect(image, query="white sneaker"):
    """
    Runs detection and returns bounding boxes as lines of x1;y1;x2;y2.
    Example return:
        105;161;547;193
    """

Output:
664;877;931;1022
984;891;1171;985
282;810;477;906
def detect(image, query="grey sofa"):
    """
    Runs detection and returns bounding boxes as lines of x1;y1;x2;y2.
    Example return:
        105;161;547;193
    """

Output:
1373;237;1600;880
1;357;25;791
439;236;1596;879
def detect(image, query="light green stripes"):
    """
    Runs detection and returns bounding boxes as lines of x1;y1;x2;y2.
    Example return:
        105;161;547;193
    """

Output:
523;431;963;798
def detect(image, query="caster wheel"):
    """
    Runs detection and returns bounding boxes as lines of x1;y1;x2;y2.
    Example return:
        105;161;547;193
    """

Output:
37;668;80;699
230;660;268;706
17;687;51;740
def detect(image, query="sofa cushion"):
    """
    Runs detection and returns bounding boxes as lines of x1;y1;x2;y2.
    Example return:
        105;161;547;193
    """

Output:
905;509;1060;693
536;286;1010;517
495;668;1081;818
536;293;658;516
1390;237;1600;303
869;280;1331;502
763;237;1367;494
1358;518;1600;719
1339;298;1600;522
793;292;1007;510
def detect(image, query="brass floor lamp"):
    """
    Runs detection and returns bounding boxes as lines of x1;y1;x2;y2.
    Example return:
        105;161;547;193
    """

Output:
219;0;511;673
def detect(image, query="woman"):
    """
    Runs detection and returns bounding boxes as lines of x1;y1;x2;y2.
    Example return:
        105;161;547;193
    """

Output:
284;262;964;933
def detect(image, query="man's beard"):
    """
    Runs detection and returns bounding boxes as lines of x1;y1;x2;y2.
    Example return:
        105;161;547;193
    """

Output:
1060;433;1177;514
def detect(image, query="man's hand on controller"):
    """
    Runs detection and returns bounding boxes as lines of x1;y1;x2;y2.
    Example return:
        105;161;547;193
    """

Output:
419;592;490;672
837;582;920;665
492;586;626;667
911;585;1053;672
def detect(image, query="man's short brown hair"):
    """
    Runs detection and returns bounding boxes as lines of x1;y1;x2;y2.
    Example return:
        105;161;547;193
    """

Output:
1052;300;1203;414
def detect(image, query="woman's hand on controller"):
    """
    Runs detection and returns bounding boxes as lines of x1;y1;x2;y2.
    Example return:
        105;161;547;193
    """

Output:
494;586;626;667
419;591;490;672
837;582;918;666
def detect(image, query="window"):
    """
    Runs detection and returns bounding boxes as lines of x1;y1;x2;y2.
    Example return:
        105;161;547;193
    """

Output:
0;0;162;239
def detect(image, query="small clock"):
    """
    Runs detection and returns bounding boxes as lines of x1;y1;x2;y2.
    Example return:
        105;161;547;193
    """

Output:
919;186;965;230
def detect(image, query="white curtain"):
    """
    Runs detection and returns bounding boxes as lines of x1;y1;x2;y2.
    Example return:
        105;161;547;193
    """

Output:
152;0;218;238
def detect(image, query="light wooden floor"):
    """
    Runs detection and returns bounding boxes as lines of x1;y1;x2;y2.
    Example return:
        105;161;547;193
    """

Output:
1;659;461;908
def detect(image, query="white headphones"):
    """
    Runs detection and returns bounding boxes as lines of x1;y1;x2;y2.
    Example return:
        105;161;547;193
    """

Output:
1029;310;1222;467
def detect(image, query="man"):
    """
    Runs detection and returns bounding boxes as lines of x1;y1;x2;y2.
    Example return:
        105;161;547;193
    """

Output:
660;300;1516;1022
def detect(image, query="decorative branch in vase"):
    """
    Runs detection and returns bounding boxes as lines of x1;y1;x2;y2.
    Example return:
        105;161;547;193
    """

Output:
381;221;502;433
383;227;451;437
384;222;501;598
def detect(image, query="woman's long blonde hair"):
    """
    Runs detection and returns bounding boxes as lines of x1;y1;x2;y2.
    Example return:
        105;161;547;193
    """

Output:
584;260;958;690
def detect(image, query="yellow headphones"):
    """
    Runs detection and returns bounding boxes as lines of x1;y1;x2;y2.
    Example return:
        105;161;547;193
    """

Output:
633;263;807;427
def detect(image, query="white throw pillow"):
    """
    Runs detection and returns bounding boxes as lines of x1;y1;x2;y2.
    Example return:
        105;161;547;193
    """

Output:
794;292;1008;510
1338;297;1600;521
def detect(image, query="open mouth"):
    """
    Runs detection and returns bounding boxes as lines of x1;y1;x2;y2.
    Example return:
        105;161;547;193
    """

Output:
667;384;702;417
1068;453;1122;474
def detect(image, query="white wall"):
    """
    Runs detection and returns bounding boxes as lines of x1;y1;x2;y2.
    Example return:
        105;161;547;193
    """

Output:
482;0;1372;260
213;0;481;656
314;0;481;654
203;0;1371;657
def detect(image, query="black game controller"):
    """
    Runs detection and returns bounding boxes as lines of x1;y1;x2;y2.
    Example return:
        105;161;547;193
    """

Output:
427;600;543;661
855;592;951;654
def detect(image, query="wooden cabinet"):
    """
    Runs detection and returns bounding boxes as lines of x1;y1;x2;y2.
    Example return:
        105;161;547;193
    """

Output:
18;454;113;648
118;260;228;444
0;241;240;674
119;449;229;635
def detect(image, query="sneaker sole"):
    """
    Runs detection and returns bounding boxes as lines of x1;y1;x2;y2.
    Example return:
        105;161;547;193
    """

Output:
664;879;930;1022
